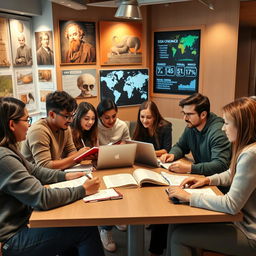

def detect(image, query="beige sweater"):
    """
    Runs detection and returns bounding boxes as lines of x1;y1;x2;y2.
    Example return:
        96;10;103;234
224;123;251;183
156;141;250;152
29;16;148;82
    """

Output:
21;118;76;169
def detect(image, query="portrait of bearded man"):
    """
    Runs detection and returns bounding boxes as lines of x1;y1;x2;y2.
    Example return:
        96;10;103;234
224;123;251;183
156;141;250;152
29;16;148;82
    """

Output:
63;22;96;64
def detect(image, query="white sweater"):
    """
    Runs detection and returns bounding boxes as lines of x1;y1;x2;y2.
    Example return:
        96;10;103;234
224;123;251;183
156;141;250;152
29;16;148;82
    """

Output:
190;144;256;241
98;118;130;145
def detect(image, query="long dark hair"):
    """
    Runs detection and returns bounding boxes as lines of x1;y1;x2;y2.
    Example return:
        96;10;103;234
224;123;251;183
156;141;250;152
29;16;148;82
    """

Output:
70;102;98;149
133;101;166;141
0;97;25;147
223;97;256;179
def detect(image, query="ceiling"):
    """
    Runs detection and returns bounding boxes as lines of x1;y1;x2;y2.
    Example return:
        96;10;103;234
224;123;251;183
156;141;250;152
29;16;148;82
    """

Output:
50;0;192;10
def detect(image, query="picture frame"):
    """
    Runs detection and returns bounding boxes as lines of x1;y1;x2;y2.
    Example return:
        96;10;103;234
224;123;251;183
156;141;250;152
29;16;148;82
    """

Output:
99;68;149;107
62;69;97;99
99;21;143;66
35;30;54;65
59;20;96;65
9;19;33;67
0;17;11;67
153;27;201;96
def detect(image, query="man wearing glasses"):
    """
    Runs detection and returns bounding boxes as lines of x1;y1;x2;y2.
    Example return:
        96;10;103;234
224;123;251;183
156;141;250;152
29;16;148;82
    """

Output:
160;92;231;176
21;91;88;170
150;93;231;256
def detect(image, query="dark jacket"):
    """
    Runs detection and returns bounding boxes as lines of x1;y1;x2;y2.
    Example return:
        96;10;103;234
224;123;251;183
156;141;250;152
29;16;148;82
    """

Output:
169;113;231;176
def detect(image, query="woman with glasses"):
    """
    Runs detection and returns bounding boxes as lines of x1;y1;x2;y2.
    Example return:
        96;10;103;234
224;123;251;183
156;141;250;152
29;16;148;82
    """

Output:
70;102;98;150
0;97;105;256
167;97;256;256
132;101;172;256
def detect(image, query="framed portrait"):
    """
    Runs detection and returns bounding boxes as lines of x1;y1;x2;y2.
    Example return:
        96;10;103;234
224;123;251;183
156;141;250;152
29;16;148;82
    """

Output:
9;19;33;66
35;31;54;65
0;18;11;67
99;68;148;107
62;69;97;99
59;20;96;65
153;28;201;95
99;21;143;66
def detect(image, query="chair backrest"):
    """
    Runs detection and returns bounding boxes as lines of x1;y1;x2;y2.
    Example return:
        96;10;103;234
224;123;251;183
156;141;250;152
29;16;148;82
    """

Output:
165;117;186;145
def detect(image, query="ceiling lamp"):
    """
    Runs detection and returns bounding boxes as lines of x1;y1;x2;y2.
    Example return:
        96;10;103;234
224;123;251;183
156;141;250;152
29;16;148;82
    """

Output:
115;0;142;20
198;0;214;10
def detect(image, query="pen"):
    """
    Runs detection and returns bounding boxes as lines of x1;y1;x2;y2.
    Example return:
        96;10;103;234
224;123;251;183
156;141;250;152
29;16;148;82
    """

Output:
85;173;92;180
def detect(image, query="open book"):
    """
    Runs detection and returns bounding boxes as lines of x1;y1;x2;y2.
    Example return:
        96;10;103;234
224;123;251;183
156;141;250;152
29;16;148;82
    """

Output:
103;169;187;189
73;147;99;163
49;173;92;189
83;188;123;203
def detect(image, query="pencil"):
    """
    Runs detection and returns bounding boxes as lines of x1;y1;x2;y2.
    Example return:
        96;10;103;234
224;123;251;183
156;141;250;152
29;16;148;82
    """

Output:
85;173;92;180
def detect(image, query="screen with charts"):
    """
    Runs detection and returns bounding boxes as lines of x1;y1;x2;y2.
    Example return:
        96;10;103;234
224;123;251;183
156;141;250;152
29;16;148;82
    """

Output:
153;29;201;95
100;69;149;107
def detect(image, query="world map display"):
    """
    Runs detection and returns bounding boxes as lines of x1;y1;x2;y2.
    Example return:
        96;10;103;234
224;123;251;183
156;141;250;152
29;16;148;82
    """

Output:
100;69;148;106
154;29;200;95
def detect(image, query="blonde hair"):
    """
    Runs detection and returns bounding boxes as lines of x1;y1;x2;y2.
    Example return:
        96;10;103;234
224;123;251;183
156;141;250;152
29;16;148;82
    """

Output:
223;97;256;178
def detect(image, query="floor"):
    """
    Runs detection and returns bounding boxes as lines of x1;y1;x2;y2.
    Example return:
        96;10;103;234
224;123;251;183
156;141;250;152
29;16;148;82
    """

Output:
103;225;167;256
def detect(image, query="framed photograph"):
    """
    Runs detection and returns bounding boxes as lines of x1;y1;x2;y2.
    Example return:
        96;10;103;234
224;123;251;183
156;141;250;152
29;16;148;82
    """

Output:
0;73;13;97
153;28;201;95
99;21;142;66
59;20;96;65
62;69;97;98
0;18;11;67
35;31;54;65
100;69;149;107
9;19;33;66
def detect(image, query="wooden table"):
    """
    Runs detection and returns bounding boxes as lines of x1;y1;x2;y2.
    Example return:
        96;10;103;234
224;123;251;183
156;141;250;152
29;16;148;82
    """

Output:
29;165;242;256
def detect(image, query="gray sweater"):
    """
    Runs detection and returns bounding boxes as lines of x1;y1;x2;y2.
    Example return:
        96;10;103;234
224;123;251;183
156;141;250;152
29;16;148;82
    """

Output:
190;144;256;241
0;147;85;242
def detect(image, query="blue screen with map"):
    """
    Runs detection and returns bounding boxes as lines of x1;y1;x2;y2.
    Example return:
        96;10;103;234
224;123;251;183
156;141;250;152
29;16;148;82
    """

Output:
100;69;149;106
153;29;200;95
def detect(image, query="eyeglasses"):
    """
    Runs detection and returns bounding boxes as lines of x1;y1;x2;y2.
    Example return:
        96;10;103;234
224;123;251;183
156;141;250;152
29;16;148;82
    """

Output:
181;111;197;117
14;116;33;125
55;112;76;121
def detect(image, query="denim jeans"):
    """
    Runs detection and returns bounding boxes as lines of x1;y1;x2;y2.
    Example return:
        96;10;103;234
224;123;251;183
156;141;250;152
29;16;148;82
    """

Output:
2;226;105;256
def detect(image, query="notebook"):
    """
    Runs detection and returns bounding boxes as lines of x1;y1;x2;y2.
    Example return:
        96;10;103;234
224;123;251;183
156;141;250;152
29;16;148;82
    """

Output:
96;143;137;170
126;140;159;167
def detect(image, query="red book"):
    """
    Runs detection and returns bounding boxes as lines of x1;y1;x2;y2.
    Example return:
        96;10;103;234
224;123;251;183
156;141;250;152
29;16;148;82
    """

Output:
74;147;99;162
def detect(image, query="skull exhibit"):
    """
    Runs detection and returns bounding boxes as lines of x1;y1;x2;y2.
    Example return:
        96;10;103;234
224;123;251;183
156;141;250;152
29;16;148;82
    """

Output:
77;73;95;98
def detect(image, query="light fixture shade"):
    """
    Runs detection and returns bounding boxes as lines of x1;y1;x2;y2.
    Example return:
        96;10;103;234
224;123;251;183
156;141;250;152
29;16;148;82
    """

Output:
115;0;142;20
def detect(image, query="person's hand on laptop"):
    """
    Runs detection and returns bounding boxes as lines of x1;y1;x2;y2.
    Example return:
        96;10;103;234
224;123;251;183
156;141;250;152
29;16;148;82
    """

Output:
160;153;175;163
169;160;192;173
83;177;100;195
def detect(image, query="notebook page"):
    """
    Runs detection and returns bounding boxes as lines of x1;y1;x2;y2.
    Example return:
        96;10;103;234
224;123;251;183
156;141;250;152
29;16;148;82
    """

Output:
161;172;188;185
49;174;92;189
103;173;137;188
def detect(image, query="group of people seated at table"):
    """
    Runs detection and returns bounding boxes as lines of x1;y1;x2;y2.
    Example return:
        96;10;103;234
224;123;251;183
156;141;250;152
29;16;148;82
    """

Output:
0;90;255;256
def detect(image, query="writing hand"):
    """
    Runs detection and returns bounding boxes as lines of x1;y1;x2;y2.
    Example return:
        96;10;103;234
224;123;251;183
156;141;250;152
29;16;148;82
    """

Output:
167;186;191;202
83;177;100;195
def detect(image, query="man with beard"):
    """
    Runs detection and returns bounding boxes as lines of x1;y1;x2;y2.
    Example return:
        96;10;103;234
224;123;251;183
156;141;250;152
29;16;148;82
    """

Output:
149;93;231;256
64;23;96;63
21;91;89;170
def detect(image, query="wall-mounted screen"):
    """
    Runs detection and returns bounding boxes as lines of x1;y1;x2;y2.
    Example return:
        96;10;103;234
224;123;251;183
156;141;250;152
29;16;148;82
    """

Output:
153;29;201;95
100;69;149;107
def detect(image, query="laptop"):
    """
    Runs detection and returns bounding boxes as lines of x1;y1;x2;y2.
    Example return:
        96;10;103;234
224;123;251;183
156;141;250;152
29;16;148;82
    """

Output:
96;143;137;170
126;140;159;167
